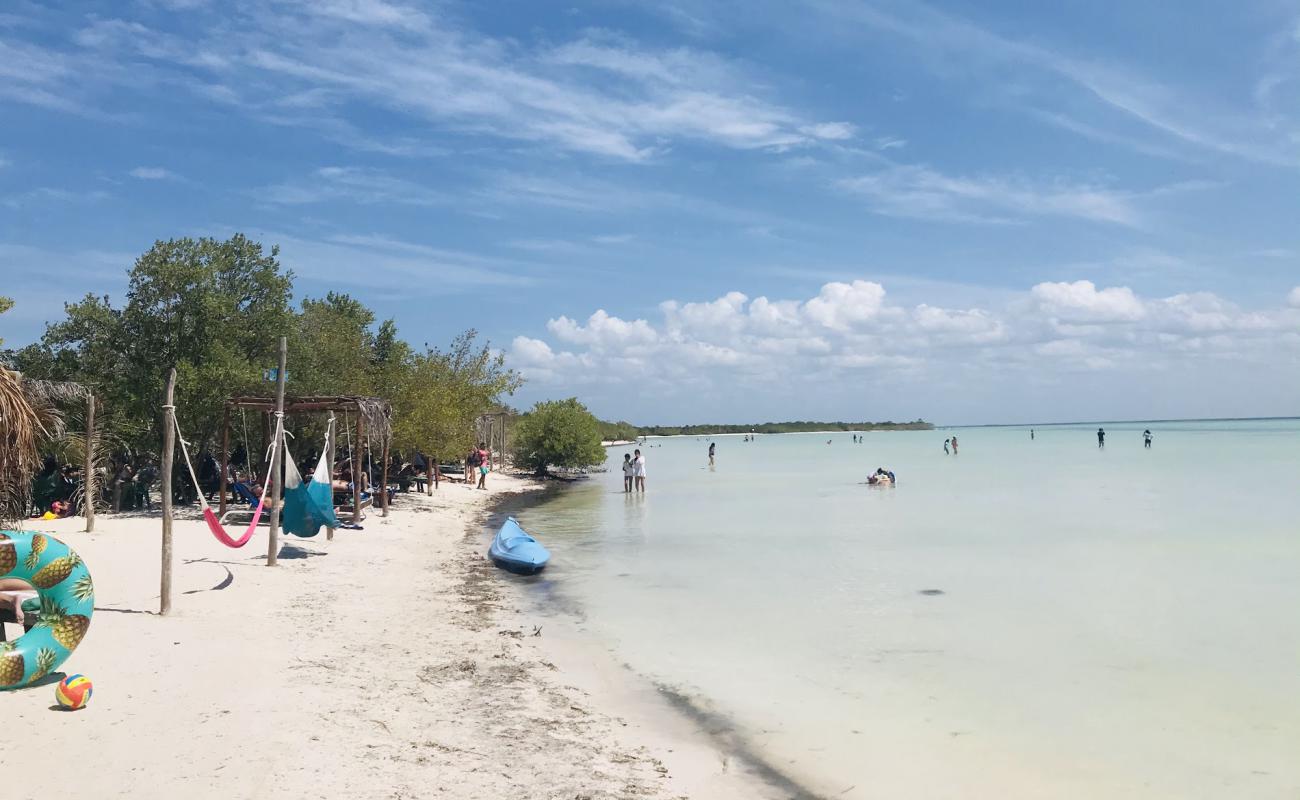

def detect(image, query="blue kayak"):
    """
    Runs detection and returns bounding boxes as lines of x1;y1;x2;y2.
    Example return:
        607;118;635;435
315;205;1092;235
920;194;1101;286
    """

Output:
489;517;550;575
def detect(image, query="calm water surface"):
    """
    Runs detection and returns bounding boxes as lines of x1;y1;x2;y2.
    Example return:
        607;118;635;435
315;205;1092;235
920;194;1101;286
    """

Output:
514;421;1300;799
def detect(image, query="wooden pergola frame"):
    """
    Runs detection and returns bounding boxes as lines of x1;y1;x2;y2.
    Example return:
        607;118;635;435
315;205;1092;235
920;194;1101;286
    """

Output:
218;395;393;527
475;411;509;471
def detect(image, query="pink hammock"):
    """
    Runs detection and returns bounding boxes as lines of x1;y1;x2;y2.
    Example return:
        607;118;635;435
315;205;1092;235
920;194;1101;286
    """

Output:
172;410;281;549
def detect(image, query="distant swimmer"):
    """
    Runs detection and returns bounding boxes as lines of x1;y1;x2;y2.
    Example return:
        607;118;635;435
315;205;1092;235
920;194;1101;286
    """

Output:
1143;429;1153;449
1097;428;1106;448
1030;429;1035;440
951;435;958;455
708;441;716;466
943;438;950;455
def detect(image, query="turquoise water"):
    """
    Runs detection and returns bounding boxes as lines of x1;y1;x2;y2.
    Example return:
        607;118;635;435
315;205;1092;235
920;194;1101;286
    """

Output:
515;421;1300;799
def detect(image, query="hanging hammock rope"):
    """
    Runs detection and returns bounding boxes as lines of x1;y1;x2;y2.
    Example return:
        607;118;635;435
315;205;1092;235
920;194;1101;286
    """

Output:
170;406;283;548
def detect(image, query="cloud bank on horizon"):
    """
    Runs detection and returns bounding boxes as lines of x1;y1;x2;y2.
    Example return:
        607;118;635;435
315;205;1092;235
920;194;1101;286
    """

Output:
1;0;1298;423
512;280;1300;424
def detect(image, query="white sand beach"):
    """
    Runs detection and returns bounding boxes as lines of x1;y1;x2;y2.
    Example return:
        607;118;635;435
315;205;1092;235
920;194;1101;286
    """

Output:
1;476;769;800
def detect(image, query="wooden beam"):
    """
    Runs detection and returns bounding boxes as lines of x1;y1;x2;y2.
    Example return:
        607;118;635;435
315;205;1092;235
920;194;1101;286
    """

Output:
160;367;176;616
380;434;390;517
219;405;230;517
266;336;287;567
84;394;95;532
326;412;336;541
352;413;364;524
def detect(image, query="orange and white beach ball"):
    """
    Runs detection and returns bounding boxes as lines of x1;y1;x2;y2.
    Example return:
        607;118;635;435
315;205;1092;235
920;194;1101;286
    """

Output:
55;674;93;710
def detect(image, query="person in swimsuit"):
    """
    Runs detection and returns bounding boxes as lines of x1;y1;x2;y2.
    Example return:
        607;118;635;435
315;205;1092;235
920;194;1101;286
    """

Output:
476;443;490;489
950;435;958;455
1097;428;1105;448
708;442;716;466
943;438;950;454
1143;429;1152;449
632;449;646;492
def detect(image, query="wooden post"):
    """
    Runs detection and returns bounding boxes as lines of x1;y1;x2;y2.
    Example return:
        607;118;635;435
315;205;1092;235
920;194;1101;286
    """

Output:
326;412;336;541
84;394;96;532
380;434;390;517
219;405;230;517
351;413;364;524
160;368;176;616
261;412;271;476
266;337;287;567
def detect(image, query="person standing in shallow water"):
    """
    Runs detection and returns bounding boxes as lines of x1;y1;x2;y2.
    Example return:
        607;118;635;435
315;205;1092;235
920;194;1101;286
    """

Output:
632;449;646;493
950;435;958;455
622;453;634;492
1143;429;1153;449
943;438;950;454
1097;428;1106;448
708;441;716;466
1031;429;1035;440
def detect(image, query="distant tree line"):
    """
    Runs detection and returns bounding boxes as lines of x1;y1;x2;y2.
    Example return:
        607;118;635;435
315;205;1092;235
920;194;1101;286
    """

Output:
628;420;934;436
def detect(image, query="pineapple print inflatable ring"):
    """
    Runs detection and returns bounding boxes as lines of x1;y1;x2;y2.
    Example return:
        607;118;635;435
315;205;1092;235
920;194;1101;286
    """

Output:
1;531;94;690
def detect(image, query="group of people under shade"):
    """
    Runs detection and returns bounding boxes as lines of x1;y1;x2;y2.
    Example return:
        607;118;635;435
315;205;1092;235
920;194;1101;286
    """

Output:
620;449;647;492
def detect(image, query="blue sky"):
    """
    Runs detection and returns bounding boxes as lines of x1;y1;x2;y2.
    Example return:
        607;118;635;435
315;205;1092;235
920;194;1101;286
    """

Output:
2;0;1298;425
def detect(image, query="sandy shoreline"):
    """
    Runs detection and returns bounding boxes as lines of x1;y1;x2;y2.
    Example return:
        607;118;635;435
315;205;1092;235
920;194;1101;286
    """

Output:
2;475;775;800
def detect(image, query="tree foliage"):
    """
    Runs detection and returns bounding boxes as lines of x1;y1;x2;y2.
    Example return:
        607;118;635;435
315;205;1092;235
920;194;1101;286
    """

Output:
390;331;520;461
597;419;639;442
513;398;605;476
14;236;293;450
12;235;523;466
0;295;12;348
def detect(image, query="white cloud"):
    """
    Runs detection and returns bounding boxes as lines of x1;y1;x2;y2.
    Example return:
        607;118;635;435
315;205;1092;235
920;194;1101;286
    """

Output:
547;310;658;348
815;1;1300;167
258;166;448;206
508;278;1300;400
129;166;176;180
803;280;888;330
29;10;853;162
838;164;1142;226
1031;280;1145;322
1289;287;1300;307
800;122;856;140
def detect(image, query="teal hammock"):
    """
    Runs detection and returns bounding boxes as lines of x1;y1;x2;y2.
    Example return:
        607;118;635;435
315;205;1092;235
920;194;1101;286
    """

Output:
282;446;338;538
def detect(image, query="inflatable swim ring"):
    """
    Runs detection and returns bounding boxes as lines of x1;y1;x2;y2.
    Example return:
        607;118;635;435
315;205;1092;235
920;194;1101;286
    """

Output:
0;531;94;690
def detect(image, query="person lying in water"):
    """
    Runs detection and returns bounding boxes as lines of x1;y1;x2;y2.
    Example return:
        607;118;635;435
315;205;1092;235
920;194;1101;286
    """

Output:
866;467;896;485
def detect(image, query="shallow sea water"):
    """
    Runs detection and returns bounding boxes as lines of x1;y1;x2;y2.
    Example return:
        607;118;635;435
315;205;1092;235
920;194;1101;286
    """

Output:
516;421;1300;799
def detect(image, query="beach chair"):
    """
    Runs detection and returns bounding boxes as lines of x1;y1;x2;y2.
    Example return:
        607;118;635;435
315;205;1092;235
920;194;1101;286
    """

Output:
219;482;272;526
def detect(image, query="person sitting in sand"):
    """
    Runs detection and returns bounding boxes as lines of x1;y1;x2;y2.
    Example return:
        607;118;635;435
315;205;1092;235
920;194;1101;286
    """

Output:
0;578;38;632
40;500;71;520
